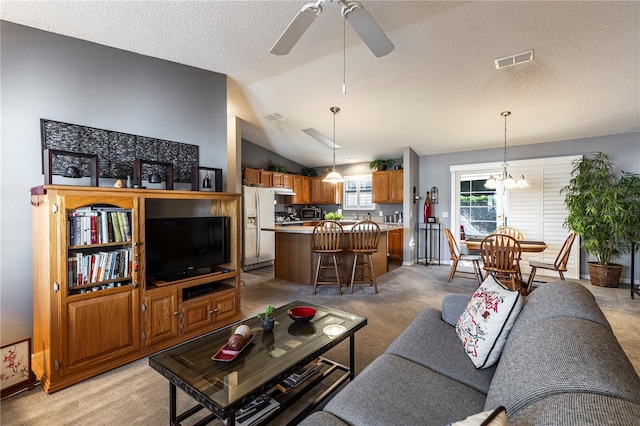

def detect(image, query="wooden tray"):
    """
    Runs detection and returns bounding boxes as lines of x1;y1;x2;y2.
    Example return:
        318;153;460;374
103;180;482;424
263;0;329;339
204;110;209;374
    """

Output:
212;334;255;362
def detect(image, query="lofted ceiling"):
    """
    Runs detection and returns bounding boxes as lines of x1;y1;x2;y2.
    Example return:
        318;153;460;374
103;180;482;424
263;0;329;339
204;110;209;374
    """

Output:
2;1;639;168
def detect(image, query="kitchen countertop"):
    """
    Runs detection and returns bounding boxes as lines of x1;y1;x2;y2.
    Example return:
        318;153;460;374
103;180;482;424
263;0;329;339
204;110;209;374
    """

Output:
265;222;404;233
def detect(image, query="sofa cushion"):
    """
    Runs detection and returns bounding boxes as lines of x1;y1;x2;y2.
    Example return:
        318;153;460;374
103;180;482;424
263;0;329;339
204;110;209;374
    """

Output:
298;411;349;426
455;275;524;369
485;317;640;415
509;280;611;337
386;307;496;394
442;293;474;326
324;353;487;426
450;406;507;425
507;393;640;425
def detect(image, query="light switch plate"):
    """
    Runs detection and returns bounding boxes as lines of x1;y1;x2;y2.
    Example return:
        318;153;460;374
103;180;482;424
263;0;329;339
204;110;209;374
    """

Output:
442;211;449;218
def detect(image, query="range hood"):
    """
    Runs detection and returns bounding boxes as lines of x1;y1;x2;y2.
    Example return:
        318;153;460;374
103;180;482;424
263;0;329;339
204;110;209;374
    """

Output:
273;188;296;196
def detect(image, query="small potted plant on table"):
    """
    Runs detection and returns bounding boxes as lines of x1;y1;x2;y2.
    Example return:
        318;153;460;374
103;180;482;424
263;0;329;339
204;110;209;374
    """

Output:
257;305;275;332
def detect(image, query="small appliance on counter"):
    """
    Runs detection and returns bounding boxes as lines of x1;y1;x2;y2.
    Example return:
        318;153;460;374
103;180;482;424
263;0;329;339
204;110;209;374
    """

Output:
300;207;321;220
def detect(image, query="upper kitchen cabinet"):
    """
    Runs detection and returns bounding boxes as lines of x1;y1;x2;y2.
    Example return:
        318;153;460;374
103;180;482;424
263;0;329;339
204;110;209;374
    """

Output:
283;173;293;189
372;170;403;204
292;175;311;204
272;172;284;187
244;168;261;186
310;177;342;205
260;170;273;187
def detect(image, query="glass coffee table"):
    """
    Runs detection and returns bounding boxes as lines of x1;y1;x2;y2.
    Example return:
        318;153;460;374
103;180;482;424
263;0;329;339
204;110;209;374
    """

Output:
149;301;367;426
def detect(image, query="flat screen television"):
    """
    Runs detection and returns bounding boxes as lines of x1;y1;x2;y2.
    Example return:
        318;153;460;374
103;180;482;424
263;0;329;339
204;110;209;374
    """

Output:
145;216;230;281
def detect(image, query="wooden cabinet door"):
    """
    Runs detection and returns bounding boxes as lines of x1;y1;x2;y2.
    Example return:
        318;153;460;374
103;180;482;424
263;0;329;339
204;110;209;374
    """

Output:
388;170;404;203
181;297;213;334
62;290;139;375
272;172;284;187
302;177;311;203
244;168;261;186
212;292;239;324
144;289;179;347
310;177;324;204
260;171;273;187
283;174;293;188
372;171;389;203
388;229;404;260
292;176;311;204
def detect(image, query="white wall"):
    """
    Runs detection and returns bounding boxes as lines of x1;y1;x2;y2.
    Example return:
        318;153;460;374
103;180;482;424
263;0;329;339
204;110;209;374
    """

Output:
0;21;228;344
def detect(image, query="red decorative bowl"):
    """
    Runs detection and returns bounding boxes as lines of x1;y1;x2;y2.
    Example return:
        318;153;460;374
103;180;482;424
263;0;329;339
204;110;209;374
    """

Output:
288;306;317;322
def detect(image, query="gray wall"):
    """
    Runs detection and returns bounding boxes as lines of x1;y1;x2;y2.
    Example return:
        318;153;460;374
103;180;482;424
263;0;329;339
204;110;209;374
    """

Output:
0;22;228;344
242;139;306;174
418;133;640;282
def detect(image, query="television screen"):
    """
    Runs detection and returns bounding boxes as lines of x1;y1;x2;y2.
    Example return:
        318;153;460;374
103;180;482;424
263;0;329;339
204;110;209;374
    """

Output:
145;216;230;280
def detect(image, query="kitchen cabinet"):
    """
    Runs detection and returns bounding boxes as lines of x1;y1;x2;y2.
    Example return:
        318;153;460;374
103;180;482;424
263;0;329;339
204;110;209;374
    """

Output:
272;172;284;187
388;228;404;261
244;168;261;186
283;173;293;188
372;170;403;203
292;175;311;204
260;170;273;187
310;177;342;204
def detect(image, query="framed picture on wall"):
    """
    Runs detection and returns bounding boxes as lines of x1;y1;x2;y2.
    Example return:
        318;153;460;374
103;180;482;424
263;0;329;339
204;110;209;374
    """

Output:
427;217;437;223
1;338;37;399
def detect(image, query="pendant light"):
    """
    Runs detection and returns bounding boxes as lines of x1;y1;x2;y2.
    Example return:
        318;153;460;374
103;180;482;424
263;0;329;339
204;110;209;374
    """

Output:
485;111;528;189
322;106;345;184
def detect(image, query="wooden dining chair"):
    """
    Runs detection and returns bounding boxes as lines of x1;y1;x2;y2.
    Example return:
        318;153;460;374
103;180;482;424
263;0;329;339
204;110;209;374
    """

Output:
444;227;482;286
312;220;344;295
493;226;525;240
348;220;381;294
480;234;523;291
526;233;576;294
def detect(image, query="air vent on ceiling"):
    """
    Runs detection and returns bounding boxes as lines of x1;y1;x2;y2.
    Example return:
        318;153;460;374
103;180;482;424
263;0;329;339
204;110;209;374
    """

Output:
262;113;282;121
494;49;534;69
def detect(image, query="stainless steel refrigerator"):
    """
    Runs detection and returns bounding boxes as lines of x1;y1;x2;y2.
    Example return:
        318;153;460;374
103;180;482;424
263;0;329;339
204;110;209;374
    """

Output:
243;186;275;270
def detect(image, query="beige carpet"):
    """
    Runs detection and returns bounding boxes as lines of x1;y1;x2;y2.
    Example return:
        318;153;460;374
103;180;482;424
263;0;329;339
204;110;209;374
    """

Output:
2;264;639;425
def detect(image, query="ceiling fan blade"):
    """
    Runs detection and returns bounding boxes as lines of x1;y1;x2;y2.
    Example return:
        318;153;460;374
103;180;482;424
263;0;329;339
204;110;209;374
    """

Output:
343;1;394;57
270;3;322;55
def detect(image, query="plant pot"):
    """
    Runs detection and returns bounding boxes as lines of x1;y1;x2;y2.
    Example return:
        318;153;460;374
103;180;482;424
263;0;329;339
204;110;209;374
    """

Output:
261;317;275;332
588;262;623;287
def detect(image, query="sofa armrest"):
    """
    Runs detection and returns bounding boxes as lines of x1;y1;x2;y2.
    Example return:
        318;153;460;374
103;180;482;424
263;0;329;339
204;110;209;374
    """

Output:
442;294;472;326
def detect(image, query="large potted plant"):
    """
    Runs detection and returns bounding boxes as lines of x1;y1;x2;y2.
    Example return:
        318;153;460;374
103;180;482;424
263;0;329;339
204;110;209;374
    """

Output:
562;152;640;287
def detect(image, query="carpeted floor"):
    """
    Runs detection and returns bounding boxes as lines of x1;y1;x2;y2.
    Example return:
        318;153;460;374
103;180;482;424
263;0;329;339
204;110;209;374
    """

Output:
2;264;639;425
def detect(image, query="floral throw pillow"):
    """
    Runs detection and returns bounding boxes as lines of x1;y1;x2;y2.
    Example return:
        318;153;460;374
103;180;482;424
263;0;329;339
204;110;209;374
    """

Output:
455;275;524;368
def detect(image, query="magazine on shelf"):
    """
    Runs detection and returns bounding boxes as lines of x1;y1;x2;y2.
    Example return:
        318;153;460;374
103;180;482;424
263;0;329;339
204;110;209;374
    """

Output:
235;394;279;426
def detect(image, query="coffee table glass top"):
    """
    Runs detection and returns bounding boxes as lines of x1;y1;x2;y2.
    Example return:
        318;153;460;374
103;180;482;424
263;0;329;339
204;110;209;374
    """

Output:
149;301;366;409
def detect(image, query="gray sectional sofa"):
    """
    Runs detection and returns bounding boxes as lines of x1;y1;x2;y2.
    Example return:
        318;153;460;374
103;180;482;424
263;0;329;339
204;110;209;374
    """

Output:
300;280;640;425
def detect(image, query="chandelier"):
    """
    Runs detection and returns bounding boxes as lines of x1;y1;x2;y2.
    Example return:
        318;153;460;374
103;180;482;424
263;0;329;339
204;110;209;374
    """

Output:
485;111;528;189
322;106;345;184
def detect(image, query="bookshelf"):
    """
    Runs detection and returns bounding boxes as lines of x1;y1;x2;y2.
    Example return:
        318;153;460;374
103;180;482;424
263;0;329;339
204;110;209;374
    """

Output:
31;185;242;393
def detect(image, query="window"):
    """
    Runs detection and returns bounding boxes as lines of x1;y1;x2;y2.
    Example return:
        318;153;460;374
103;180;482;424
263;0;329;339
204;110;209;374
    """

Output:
343;175;374;210
460;178;498;237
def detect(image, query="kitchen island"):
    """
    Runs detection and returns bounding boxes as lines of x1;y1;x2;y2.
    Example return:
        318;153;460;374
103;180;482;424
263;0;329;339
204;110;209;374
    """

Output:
263;223;402;286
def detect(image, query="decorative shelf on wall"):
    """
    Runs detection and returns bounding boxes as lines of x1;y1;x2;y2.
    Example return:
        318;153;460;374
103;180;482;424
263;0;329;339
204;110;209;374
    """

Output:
191;166;222;192
133;159;174;190
40;119;198;183
44;148;99;186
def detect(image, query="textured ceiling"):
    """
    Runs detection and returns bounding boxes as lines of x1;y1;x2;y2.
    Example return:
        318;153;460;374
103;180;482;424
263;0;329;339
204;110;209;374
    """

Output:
2;1;639;167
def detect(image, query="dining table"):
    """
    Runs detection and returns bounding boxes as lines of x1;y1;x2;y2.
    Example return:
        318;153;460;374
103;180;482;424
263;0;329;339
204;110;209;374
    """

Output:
463;237;548;253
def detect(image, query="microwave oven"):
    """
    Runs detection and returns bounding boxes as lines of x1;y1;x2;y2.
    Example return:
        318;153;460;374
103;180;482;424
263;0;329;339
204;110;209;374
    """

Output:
301;207;321;220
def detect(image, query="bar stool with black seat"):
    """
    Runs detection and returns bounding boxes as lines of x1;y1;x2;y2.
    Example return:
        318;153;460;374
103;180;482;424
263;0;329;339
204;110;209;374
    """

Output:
348;220;381;294
526;232;576;294
312;220;345;295
480;233;523;291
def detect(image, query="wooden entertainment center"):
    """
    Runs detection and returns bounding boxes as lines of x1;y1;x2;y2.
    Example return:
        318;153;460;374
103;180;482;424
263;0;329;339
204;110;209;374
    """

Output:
30;185;242;393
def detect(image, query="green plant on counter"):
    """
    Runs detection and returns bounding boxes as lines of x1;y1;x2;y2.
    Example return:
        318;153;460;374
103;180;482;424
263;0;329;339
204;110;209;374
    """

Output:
369;159;395;171
325;211;343;220
257;305;275;319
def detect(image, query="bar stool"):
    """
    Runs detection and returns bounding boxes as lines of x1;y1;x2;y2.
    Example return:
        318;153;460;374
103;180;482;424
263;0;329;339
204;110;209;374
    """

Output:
312;220;344;295
348;220;381;294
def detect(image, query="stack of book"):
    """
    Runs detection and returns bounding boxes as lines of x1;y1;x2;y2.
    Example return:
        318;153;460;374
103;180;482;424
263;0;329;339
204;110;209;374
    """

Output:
235;394;279;426
275;360;323;394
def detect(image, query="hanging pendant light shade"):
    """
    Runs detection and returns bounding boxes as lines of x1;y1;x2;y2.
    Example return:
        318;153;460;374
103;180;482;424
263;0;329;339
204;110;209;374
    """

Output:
485;111;528;189
323;106;345;184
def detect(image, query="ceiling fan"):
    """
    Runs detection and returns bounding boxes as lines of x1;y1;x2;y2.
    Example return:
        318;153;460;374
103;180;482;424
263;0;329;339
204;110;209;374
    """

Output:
270;0;395;57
